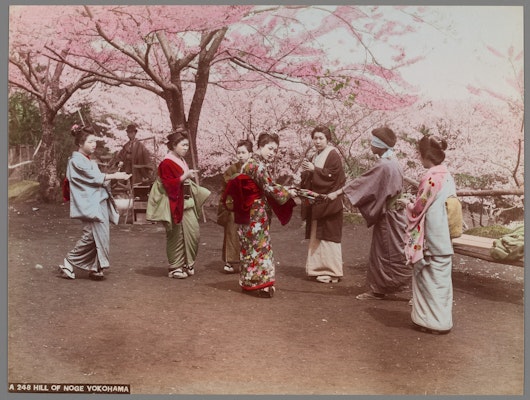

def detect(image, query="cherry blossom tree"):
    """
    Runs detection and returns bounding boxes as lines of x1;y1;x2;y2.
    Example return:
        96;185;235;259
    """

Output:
466;44;524;188
9;6;109;201
47;5;429;172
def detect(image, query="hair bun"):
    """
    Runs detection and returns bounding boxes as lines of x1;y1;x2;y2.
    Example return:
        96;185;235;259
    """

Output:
70;124;82;137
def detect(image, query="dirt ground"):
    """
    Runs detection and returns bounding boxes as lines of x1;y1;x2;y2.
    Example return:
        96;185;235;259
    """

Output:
6;200;525;396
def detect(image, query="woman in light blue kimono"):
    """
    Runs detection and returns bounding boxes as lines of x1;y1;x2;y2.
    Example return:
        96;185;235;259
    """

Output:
405;135;456;334
58;125;131;280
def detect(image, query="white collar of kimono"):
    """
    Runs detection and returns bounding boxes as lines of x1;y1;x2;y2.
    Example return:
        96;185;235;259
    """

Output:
313;145;334;168
371;136;394;159
164;152;189;172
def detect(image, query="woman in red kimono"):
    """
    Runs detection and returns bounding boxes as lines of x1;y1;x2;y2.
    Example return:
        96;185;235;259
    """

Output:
217;139;253;274
223;133;297;297
158;130;199;279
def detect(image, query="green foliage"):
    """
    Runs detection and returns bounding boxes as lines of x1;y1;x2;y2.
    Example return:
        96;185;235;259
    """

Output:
8;92;42;146
8;92;116;180
464;225;513;239
343;212;364;225
8;180;40;203
454;173;507;190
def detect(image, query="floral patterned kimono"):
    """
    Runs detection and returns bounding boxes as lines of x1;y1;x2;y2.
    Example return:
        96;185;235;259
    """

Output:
235;155;294;291
405;164;456;332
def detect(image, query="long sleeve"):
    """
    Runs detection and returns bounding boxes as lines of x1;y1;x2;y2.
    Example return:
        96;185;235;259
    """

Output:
158;159;185;223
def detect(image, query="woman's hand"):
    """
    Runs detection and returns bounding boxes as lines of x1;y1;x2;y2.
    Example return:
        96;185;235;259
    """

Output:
301;159;315;172
183;169;199;180
326;190;340;201
106;172;132;181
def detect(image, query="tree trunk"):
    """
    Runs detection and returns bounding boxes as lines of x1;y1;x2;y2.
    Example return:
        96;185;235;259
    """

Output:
35;106;60;202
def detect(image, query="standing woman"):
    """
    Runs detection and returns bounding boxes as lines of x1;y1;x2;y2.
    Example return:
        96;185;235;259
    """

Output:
300;126;346;283
327;127;411;300
218;139;253;274
405;136;456;334
224;133;296;297
158;130;202;279
59;125;131;280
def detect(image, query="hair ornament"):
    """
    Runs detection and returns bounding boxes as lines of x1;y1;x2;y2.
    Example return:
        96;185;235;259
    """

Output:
70;124;84;136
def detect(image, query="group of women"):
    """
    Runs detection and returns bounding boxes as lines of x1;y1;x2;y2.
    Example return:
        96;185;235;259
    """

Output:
61;123;456;334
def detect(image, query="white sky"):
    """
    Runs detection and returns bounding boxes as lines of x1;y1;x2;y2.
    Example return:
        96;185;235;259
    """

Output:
315;5;523;102
398;6;524;101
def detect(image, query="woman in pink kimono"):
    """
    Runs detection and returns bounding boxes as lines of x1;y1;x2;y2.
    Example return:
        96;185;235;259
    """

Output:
59;125;131;280
405;136;456;334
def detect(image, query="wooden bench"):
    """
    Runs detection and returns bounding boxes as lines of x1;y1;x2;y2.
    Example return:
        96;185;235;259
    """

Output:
452;234;524;267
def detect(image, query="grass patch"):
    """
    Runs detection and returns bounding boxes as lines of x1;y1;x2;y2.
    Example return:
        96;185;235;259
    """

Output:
8;180;39;203
464;225;514;239
344;212;365;225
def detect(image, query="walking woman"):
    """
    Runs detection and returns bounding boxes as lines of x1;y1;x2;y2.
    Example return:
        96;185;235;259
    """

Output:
300;126;346;283
217;139;253;274
59;124;131;280
405;136;456;334
327;127;411;299
158;130;209;279
222;133;296;297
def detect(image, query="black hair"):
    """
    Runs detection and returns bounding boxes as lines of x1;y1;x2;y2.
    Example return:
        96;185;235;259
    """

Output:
311;125;332;142
236;139;253;153
70;124;95;147
257;132;279;148
418;135;448;165
166;132;189;151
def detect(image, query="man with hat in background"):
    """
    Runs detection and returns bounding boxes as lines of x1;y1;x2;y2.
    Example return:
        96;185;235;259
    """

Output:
326;127;411;301
110;123;154;185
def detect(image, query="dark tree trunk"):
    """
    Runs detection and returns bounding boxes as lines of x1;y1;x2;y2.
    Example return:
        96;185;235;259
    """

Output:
35;105;60;202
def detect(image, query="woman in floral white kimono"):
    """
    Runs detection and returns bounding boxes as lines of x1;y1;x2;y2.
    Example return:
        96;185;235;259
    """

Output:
405;135;456;334
223;133;296;298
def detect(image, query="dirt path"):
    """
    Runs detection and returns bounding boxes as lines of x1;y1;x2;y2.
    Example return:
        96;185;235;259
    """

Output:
7;201;524;395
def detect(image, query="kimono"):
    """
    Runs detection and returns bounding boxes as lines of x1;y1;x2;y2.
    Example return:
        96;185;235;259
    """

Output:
235;155;295;291
300;146;346;278
343;156;411;294
64;151;119;273
158;153;210;269
218;162;243;267
406;164;456;332
114;139;153;183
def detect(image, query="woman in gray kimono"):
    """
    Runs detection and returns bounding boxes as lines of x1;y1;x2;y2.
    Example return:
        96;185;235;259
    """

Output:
404;136;456;334
58;125;131;280
300;126;346;283
327;127;411;300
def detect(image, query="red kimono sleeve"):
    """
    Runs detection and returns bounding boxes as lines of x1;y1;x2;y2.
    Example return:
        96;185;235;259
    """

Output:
158;159;185;224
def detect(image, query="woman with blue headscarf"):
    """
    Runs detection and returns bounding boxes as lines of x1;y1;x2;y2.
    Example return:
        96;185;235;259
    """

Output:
327;127;411;300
